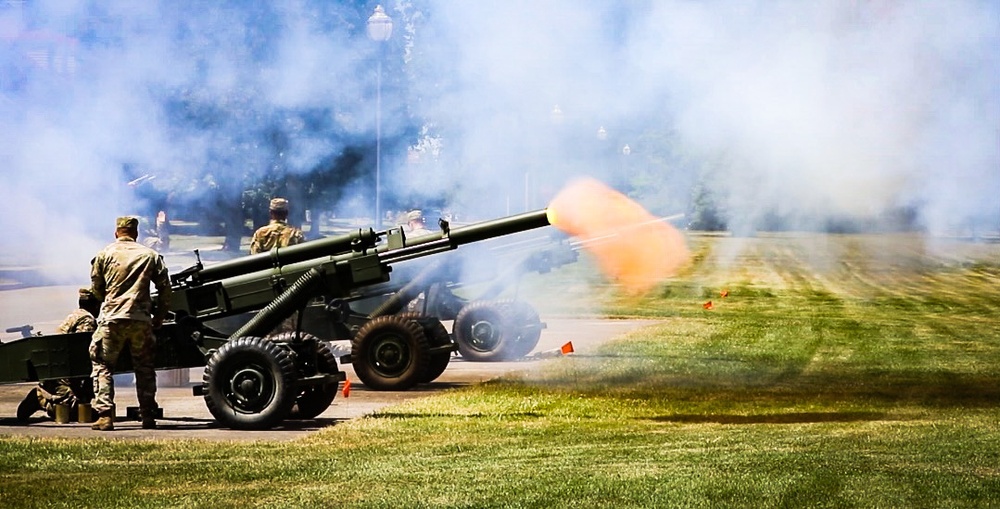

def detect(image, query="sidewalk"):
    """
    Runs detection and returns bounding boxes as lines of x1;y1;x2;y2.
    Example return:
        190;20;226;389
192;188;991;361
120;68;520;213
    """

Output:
0;319;655;441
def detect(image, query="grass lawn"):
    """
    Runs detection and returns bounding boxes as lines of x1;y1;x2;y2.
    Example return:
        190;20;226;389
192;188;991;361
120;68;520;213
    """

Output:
1;232;998;508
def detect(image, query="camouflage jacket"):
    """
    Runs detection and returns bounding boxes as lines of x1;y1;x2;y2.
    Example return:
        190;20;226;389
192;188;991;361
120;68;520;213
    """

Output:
250;220;305;254
91;236;171;323
56;309;97;334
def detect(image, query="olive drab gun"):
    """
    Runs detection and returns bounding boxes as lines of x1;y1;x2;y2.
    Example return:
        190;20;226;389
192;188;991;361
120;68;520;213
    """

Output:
289;225;581;366
0;210;559;430
308;212;684;365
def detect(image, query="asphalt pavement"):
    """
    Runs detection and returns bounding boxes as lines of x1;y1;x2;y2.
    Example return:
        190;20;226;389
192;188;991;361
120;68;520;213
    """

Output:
0;309;655;441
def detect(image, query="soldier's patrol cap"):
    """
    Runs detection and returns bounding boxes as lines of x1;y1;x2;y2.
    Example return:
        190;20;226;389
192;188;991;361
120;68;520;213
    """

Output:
78;288;97;300
116;216;139;229
269;198;289;211
407;210;424;222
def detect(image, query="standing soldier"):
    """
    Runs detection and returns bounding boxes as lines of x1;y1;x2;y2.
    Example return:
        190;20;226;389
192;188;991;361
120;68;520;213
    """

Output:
250;197;306;254
89;216;171;431
16;288;100;422
406;209;433;237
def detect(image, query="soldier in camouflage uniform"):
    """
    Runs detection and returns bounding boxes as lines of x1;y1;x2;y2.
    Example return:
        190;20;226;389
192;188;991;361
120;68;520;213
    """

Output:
89;216;171;431
15;289;100;422
406;209;433;238
403;210;435;312
249;197;305;254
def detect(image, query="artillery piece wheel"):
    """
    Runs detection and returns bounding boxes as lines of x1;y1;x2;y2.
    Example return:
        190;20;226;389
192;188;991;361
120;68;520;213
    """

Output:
501;299;544;358
262;332;339;420
203;336;298;430
352;315;430;391
418;319;452;383
453;300;518;362
397;313;453;383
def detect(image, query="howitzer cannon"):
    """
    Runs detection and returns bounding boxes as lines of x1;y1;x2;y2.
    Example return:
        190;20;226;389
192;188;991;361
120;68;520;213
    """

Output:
287;211;683;365
0;209;558;430
288;228;580;365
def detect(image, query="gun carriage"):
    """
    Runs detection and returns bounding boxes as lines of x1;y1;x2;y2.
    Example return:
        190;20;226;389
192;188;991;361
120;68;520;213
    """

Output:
0;209;565;429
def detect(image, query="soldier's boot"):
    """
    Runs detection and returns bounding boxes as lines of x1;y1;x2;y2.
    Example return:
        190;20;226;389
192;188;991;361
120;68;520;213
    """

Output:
140;409;157;430
16;388;41;422
91;411;114;431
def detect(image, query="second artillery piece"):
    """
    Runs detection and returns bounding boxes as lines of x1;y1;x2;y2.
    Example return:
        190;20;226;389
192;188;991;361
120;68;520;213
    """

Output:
287;223;580;373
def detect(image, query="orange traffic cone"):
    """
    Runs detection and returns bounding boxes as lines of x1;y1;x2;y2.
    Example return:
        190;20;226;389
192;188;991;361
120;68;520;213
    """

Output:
342;378;351;398
530;341;576;358
703;300;714;310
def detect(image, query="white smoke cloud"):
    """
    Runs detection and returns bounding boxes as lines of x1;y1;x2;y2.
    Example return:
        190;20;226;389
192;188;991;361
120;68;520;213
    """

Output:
0;0;997;283
409;0;998;231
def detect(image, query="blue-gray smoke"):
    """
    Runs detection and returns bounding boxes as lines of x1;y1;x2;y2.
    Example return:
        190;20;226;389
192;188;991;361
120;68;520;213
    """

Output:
1;0;997;283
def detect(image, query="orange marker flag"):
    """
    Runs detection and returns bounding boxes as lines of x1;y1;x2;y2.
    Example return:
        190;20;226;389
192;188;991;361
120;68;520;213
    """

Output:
560;341;574;355
703;301;714;310
342;377;351;398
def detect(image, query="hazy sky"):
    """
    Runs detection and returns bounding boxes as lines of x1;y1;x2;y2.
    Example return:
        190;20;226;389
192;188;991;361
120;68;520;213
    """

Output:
1;0;997;280
410;0;999;232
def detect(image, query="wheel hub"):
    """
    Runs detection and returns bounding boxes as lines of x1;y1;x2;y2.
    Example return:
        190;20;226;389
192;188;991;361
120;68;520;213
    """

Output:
372;337;409;374
229;366;270;409
469;320;500;351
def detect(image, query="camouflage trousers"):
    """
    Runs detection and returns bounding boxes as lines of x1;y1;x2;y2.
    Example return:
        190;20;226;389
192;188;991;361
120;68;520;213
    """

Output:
89;320;158;415
37;378;92;418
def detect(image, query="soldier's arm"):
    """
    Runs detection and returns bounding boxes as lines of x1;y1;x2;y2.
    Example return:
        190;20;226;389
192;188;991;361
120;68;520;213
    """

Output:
79;314;97;333
63;313;96;334
151;255;172;327
249;230;262;254
89;256;106;302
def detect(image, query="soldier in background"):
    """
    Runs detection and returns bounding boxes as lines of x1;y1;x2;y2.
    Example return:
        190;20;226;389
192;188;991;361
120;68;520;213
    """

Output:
406;209;433;238
89;216;171;431
141;210;170;252
15;288;100;422
250;198;306;254
403;210;436;313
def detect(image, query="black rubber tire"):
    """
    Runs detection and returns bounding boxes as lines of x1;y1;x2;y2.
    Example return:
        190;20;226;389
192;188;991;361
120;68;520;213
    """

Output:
287;339;340;420
351;315;430;391
397;313;453;384
203;336;298;430
502;300;544;359
453;300;516;362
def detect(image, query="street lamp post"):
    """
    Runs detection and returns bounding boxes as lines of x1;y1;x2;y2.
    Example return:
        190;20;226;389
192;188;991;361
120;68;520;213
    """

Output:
367;5;393;229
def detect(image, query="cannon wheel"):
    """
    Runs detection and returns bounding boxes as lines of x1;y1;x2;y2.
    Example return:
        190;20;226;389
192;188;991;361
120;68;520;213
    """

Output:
502;300;543;359
203;336;298;430
418;318;452;383
397;313;453;384
263;332;339;420
352;315;430;391
453;300;516;362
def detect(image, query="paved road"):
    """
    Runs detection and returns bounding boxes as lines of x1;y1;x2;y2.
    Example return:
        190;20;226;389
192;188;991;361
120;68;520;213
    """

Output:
0;312;656;441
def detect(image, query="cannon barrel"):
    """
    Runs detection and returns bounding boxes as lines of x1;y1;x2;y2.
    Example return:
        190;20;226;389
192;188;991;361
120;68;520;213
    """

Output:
168;209;554;324
192;228;378;284
190;209;550;285
447;209;551;245
380;209;552;264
